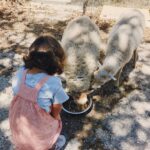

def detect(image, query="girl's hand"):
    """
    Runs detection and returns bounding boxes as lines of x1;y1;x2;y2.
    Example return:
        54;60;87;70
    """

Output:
54;114;61;120
50;104;62;120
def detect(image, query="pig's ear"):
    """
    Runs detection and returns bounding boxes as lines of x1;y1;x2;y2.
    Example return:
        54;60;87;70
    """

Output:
109;73;116;81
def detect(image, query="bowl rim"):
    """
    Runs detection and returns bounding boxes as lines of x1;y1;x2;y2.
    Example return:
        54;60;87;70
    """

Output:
62;96;93;115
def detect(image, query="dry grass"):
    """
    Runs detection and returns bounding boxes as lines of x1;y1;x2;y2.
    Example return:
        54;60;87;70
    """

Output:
95;19;115;32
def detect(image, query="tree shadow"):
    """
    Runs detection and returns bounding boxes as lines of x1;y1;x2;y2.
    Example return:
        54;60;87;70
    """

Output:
82;49;150;149
59;13;149;149
95;70;150;149
61;48;140;149
0;107;9;123
61;65;150;149
0;129;12;150
57;14;149;149
1;5;150;149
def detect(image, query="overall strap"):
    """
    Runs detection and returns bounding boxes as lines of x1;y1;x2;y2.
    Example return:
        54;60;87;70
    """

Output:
20;69;28;88
34;76;49;92
18;69;49;102
20;69;49;90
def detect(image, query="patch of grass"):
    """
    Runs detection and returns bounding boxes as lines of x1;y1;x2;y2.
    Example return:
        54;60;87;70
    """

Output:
96;19;115;32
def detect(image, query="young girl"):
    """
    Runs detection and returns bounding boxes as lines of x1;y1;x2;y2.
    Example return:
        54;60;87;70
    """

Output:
9;35;69;150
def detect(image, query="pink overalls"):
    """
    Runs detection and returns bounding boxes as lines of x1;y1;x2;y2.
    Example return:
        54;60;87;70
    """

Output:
9;70;62;150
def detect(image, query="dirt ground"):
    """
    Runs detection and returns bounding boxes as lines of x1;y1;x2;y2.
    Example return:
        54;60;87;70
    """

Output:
0;1;150;150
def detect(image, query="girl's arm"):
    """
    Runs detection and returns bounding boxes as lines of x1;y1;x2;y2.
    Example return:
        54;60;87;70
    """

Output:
50;104;62;120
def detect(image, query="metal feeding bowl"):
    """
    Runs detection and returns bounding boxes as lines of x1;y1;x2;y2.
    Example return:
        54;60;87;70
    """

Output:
62;95;93;115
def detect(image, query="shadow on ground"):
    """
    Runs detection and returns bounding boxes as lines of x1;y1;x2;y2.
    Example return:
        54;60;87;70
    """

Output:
0;6;150;149
95;71;150;150
61;50;143;149
0;129;11;150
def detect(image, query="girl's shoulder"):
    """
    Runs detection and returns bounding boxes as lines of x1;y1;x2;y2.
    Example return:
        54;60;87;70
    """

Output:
13;66;68;106
43;75;62;91
16;66;62;89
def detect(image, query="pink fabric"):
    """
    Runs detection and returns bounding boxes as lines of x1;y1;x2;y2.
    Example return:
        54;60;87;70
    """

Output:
9;70;62;150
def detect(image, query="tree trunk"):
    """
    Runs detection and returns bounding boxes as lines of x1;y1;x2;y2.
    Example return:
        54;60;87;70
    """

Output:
82;0;89;15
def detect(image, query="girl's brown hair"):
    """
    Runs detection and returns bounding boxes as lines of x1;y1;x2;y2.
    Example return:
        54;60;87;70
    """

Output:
23;35;66;75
